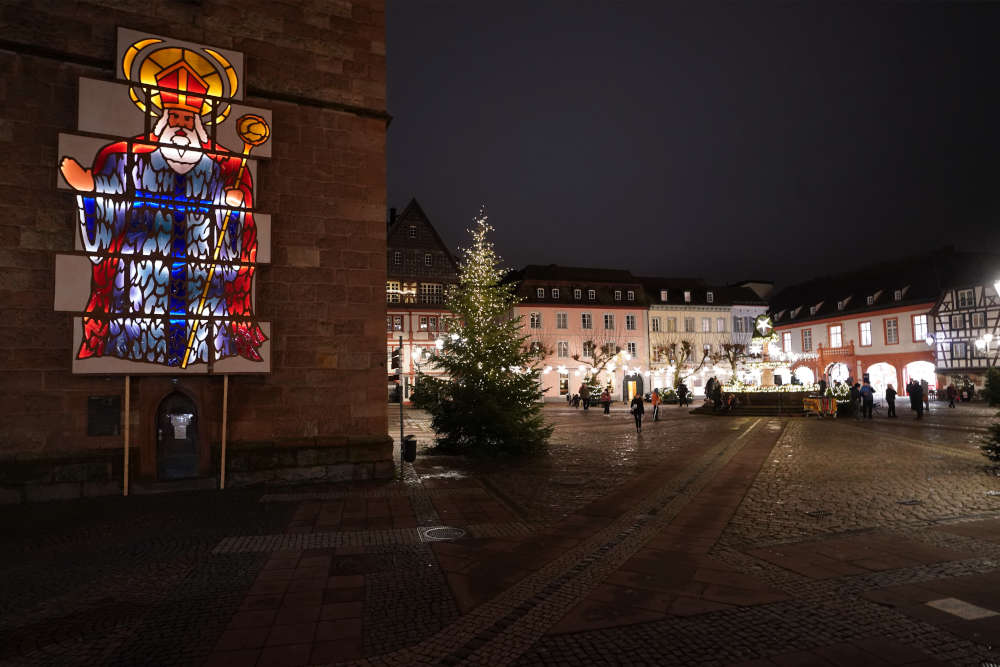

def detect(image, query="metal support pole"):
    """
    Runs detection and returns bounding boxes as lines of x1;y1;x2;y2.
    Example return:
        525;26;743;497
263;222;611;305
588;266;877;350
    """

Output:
123;376;130;497
399;335;404;480
220;374;229;490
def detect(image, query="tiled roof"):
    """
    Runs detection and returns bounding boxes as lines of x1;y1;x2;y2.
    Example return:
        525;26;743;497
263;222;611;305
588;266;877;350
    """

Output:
769;248;999;324
636;277;766;307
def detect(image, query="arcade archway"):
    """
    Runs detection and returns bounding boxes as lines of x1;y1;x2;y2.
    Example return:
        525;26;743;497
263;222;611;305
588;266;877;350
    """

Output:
866;362;898;398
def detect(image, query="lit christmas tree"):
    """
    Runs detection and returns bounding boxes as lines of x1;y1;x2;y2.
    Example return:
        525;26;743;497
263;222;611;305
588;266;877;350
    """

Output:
412;208;552;454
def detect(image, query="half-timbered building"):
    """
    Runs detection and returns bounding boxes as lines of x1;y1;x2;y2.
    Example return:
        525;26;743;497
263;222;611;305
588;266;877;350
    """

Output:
386;199;459;402
928;251;1000;389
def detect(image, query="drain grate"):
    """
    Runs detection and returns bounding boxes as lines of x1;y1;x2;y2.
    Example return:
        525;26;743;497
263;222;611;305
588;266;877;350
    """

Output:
419;526;466;542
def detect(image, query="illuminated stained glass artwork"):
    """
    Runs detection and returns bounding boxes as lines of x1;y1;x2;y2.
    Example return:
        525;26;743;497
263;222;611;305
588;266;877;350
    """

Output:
54;29;271;374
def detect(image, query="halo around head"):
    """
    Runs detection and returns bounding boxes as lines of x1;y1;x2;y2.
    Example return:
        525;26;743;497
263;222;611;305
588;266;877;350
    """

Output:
122;38;239;126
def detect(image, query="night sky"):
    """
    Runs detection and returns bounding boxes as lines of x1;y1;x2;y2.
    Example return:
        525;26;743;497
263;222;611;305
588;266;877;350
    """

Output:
386;2;1000;287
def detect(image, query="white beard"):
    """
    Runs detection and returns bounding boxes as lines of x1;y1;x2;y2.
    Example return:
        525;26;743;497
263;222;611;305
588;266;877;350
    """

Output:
155;115;208;175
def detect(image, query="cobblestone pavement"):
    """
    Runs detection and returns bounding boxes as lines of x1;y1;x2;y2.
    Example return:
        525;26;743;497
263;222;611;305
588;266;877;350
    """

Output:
2;402;1000;665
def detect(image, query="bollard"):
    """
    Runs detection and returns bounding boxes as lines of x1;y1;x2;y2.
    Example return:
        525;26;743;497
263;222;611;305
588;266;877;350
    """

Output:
402;435;417;463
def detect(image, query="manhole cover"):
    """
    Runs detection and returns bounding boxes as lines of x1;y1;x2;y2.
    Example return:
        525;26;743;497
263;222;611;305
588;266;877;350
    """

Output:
897;499;922;506
419;526;466;542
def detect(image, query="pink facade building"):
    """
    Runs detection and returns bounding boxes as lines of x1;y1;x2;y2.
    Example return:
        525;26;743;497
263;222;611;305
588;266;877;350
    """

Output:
508;266;649;402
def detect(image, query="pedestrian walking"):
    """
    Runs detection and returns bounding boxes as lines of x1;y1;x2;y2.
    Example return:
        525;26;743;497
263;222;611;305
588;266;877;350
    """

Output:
600;389;611;415
947;384;957;408
630;393;644;433
677;382;688;407
579;383;590;411
712;381;723;411
705;377;715;401
885;383;896;418
909;380;923;419
850;383;861;420
860;380;874;419
650;389;661;421
921;379;930;412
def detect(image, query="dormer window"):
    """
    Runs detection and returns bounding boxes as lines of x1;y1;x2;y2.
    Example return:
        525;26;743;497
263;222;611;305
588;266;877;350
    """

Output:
614;290;622;301
837;301;845;311
588;289;596;300
627;290;634;301
551;288;559;299
408;225;417;238
894;290;902;301
791;307;802;318
684;291;691;303
574;288;581;300
706;291;714;303
809;306;817;315
660;289;668;302
536;288;544;299
866;295;874;305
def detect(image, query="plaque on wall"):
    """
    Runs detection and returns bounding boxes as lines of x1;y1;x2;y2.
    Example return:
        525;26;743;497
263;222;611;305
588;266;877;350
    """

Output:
87;395;122;436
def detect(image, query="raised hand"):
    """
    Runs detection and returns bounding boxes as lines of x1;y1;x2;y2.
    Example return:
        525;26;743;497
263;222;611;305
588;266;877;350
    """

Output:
59;157;95;192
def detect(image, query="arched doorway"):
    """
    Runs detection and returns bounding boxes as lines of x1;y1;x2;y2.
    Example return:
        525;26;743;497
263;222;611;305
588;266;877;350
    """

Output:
157;392;199;480
826;362;850;385
623;373;644;402
904;360;937;395
793;366;816;386
866;362;898;398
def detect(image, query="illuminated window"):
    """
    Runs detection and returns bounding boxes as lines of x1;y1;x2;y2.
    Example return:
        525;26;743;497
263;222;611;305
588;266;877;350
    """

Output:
614;290;622;301
860;321;872;346
829;325;842;348
627;342;637;357
651;317;661;332
684;291;691;303
393;251;401;265
733;317;743;333
627;290;634;301
885;318;898;344
536;288;544;298
391;316;403;331
604;313;615;329
583;341;594;357
556;312;568;329
717;318;725;332
626;314;636;330
952;341;967;359
802;329;812;351
702;318;711;332
574;288;581;300
424;253;432;266
419;283;443;304
684;317;695;332
530;312;542;329
428;316;438;331
408;225;416;238
386;316;393;333
588;289;596;300
581;313;592;329
660;289;668;302
419;316;428;330
706;291;714;303
552;288;560;299
894;289;903;301
913;314;928;340
958;289;974;308
386;281;400;304
557;341;569;358
667;317;677;333
971;311;987;328
866;295;874;305
951;314;964;329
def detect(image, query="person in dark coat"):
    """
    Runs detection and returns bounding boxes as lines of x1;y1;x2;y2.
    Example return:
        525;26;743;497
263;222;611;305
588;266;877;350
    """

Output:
818;378;827;395
630;393;644;433
885;383;897;418
677;382;688;407
712;382;723;411
859;380;875;419
909;380;923;419
849;383;861;420
947;384;957;408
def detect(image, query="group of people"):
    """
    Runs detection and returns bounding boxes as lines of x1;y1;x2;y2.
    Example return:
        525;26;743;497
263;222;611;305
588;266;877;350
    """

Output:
568;384;615;415
846;377;932;420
